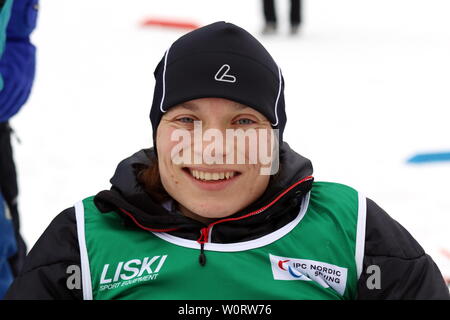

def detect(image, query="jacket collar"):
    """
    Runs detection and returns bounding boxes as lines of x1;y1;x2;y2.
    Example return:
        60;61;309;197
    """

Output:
94;142;314;243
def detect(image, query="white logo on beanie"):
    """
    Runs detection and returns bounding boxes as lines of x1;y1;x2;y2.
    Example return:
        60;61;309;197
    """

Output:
214;64;237;83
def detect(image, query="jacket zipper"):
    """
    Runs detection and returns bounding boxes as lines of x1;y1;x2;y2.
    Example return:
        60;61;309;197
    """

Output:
195;175;313;266
197;228;209;266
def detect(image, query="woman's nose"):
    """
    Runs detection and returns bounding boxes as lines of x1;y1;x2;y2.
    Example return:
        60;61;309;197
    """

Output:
190;124;233;163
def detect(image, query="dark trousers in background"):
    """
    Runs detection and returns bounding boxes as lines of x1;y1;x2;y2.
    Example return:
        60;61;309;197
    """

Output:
0;122;26;278
263;0;302;26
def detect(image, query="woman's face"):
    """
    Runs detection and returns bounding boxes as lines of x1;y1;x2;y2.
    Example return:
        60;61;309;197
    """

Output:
156;97;274;221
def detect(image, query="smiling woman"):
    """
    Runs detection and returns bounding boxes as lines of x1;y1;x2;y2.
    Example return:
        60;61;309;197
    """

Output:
4;22;449;300
138;97;279;225
155;98;273;223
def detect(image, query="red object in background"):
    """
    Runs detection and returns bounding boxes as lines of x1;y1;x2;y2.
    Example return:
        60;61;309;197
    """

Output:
141;18;200;30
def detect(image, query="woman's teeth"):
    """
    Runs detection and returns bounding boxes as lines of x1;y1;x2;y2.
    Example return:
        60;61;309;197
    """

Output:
189;169;236;181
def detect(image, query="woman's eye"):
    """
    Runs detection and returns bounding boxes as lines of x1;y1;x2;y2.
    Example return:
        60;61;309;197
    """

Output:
176;117;195;123
235;118;255;125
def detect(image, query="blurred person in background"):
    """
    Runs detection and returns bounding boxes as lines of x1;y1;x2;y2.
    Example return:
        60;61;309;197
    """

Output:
0;192;16;298
262;0;302;35
0;0;14;299
0;0;38;298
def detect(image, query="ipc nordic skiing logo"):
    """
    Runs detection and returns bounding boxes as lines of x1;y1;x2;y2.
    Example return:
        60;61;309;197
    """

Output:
269;253;348;296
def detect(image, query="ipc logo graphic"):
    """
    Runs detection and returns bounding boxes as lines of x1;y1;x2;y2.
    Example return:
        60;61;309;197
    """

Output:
277;259;305;279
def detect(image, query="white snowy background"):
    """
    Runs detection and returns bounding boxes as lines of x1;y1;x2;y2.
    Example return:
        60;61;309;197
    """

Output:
10;0;450;281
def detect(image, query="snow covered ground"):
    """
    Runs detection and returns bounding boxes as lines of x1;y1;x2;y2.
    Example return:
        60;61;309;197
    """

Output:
11;0;450;280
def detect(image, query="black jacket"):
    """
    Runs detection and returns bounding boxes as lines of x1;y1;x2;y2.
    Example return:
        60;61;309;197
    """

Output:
5;143;450;300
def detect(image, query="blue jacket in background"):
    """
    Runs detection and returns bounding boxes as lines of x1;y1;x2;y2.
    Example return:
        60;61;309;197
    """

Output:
0;0;38;299
0;0;13;90
0;192;16;299
0;0;38;122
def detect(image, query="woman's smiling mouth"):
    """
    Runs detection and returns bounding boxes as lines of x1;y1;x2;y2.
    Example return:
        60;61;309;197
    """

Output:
182;167;242;190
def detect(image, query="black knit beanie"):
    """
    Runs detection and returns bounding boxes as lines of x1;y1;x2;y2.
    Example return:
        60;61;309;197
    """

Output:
150;21;286;153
